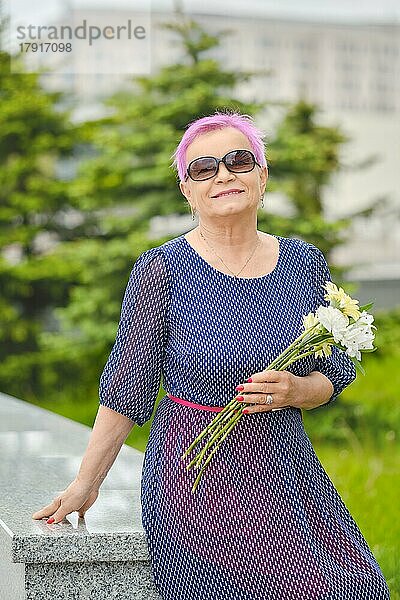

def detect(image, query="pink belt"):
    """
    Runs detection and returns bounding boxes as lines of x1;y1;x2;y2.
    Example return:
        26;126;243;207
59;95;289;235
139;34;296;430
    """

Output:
167;393;292;414
167;393;225;413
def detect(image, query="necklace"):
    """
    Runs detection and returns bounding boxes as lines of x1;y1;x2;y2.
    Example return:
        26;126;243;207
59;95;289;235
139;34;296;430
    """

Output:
198;229;261;278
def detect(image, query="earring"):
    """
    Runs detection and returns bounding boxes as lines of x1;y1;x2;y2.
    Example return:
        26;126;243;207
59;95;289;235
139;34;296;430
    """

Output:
260;195;265;208
191;207;196;220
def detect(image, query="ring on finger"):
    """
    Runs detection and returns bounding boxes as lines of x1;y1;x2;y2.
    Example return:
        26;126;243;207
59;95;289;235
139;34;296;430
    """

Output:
265;394;273;405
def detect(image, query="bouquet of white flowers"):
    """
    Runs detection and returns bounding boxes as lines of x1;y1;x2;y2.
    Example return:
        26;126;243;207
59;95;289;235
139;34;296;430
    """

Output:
181;282;377;494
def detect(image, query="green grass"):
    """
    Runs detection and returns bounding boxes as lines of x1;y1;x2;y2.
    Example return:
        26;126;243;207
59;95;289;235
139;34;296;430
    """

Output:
313;442;399;596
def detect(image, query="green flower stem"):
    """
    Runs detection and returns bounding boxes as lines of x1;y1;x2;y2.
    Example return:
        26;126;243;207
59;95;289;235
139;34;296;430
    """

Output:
262;340;300;371
204;401;241;432
187;406;245;470
276;324;322;358
187;427;226;470
271;332;333;371
186;416;234;469
271;326;315;358
266;327;321;371
204;410;244;459
191;410;244;494
181;400;241;459
278;338;335;370
279;349;321;370
270;343;309;370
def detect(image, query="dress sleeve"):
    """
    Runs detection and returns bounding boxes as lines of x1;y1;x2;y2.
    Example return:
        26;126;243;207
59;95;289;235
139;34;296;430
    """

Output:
98;247;169;426
307;243;356;405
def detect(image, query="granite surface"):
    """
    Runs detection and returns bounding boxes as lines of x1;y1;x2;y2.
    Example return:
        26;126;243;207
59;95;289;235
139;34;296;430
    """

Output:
0;391;162;599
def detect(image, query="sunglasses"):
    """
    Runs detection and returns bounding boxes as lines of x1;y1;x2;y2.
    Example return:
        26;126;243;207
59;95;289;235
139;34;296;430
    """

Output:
185;149;261;182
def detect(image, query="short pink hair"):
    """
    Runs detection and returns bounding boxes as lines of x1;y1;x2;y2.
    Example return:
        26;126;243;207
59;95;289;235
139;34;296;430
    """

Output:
171;110;267;181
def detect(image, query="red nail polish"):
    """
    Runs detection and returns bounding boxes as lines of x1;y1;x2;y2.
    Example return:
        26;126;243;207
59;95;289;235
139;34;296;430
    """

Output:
235;385;244;391
47;518;55;524
247;378;252;383
236;396;244;401
243;409;249;414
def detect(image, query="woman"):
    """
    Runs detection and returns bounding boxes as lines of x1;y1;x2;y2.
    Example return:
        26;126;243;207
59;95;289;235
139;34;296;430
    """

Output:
32;111;390;600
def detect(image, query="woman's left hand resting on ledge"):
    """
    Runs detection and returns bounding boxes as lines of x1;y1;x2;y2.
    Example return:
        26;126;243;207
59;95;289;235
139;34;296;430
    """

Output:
31;479;100;524
235;369;334;413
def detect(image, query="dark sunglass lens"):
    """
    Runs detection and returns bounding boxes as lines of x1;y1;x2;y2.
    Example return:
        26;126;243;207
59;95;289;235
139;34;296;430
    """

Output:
189;158;217;180
226;150;255;171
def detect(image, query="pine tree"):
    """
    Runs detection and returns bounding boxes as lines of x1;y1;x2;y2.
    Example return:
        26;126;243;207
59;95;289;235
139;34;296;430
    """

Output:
0;47;86;398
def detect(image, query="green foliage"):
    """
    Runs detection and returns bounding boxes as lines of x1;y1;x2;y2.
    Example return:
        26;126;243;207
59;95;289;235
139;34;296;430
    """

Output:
372;306;400;355
314;443;399;595
261;100;381;262
268;100;348;216
0;50;84;398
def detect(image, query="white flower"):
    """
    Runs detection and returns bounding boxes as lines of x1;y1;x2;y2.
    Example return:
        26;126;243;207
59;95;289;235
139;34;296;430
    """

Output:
357;311;375;327
316;306;349;343
338;313;375;361
344;345;362;361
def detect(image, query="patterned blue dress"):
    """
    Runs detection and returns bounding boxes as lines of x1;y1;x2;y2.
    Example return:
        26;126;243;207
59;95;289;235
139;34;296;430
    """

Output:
99;233;390;600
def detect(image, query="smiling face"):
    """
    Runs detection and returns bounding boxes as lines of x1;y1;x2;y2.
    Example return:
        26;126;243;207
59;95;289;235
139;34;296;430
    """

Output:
179;127;268;222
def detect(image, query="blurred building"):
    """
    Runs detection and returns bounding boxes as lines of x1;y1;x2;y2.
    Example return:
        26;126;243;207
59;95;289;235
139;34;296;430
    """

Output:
32;10;400;112
17;7;400;308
